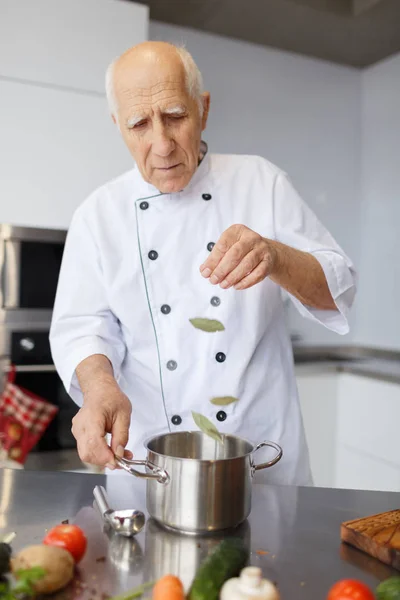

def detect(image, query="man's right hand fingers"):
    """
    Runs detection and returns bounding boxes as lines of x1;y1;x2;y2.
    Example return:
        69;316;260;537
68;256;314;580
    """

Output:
72;391;131;468
111;410;131;458
72;412;113;466
77;434;114;466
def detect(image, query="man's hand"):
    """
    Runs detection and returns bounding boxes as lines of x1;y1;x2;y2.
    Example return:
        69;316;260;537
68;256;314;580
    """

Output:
72;381;132;469
200;225;277;290
74;354;132;469
200;224;337;310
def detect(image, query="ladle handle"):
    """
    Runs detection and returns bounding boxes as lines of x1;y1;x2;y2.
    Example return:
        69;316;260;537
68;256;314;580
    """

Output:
93;485;112;517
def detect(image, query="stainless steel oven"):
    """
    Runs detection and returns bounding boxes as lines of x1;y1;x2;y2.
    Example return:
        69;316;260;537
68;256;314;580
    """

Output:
0;224;66;310
0;224;66;357
3;330;79;452
0;225;82;468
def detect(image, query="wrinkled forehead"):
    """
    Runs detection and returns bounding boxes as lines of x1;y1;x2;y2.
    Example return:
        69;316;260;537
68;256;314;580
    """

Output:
114;57;189;112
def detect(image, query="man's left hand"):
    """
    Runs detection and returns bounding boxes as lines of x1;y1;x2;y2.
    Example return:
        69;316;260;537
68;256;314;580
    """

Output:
200;225;277;290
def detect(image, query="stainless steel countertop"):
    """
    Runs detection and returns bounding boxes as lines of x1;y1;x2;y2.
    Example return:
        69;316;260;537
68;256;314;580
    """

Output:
293;345;400;384
1;468;399;599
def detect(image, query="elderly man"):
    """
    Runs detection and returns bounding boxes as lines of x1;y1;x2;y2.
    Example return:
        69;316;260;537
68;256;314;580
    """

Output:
50;41;356;485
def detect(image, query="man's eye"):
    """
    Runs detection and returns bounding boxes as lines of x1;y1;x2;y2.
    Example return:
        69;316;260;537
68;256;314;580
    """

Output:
134;121;146;128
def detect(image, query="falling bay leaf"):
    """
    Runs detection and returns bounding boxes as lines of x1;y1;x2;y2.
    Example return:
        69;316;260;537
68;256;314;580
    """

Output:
189;318;225;333
192;411;224;444
210;396;238;406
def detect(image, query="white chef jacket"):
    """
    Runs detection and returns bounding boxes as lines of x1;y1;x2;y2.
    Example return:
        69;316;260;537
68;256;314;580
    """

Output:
50;143;356;486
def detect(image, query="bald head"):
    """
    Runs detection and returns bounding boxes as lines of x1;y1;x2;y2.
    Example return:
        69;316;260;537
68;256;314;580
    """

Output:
120;40;179;60
117;41;183;72
105;41;210;193
106;41;204;120
114;42;183;93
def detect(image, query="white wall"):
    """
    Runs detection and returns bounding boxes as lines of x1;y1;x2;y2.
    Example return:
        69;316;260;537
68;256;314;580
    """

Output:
0;0;148;229
0;80;130;229
149;21;362;345
0;0;148;94
2;8;396;348
352;52;400;350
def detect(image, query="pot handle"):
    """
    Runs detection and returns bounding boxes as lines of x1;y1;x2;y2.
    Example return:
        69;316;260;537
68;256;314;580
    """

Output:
251;441;283;472
114;456;169;484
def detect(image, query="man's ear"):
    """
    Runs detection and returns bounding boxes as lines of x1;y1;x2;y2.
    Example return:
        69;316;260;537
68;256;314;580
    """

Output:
201;92;211;131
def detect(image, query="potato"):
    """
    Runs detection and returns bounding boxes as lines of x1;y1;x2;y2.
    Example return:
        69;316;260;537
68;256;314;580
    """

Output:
11;544;74;594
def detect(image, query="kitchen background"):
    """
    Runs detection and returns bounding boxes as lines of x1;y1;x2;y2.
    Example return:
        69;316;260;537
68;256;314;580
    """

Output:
0;0;399;491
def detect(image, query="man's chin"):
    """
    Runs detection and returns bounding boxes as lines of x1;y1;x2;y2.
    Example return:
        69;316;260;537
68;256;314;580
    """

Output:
154;171;193;194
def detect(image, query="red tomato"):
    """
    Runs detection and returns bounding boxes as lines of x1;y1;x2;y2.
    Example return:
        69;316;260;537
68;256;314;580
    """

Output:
43;524;87;563
327;579;375;600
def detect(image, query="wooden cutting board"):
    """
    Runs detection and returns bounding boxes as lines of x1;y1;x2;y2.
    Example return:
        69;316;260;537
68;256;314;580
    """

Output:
341;509;400;571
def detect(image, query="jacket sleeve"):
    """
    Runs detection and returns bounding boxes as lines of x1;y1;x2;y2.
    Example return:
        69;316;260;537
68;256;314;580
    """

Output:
50;209;126;406
272;171;357;334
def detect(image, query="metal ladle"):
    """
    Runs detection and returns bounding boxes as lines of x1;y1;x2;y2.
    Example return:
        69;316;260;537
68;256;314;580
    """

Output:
93;485;145;537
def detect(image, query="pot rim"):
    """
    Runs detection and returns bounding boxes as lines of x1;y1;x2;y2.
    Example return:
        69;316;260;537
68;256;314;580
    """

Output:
143;430;256;463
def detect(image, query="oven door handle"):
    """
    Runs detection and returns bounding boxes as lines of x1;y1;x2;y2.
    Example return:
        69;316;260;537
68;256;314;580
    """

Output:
3;364;57;373
3;240;20;309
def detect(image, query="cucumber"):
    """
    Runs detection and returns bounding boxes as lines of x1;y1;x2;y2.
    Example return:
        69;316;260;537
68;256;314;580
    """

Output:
376;577;400;600
188;538;249;600
0;542;12;577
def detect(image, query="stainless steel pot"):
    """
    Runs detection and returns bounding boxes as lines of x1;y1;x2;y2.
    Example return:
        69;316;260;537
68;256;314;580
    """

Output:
116;431;282;534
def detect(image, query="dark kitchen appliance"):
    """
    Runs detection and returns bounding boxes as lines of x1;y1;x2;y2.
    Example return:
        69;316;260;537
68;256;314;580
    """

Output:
0;224;66;312
0;224;79;457
6;329;78;452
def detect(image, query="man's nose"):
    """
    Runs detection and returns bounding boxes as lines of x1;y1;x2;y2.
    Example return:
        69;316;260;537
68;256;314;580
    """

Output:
152;123;175;157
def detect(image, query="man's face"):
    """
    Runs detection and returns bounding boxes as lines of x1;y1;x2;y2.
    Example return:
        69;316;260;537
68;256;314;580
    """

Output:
113;53;210;193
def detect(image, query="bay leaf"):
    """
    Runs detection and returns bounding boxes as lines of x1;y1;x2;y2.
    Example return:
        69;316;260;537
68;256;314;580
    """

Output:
192;411;224;444
189;318;225;333
210;396;238;406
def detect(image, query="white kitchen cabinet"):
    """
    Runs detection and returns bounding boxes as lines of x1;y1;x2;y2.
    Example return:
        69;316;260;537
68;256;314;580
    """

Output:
295;367;339;488
0;0;148;94
335;373;400;492
0;79;133;229
335;443;400;492
296;368;400;492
